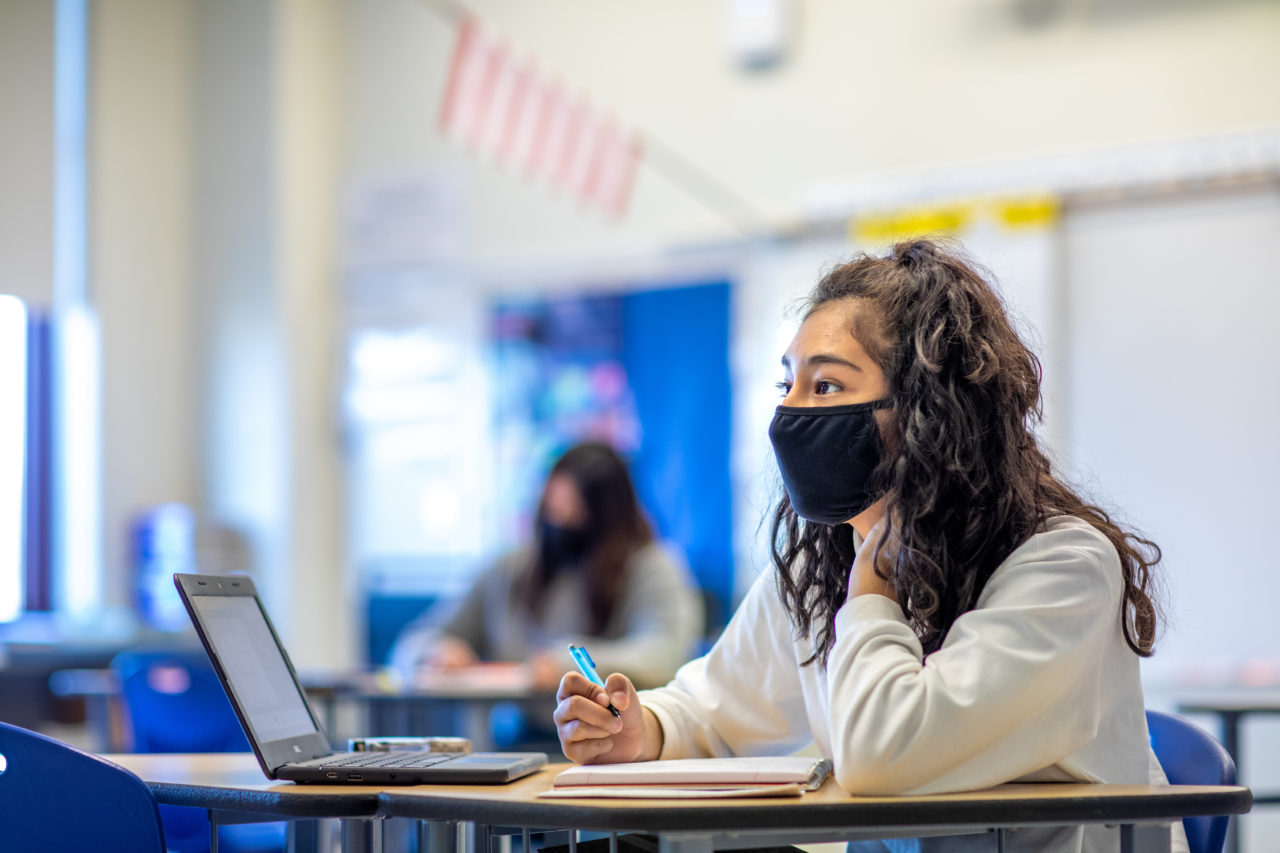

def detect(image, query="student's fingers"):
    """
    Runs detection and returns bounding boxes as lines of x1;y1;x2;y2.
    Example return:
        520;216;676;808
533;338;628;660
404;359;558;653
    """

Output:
553;673;639;764
554;693;623;741
602;672;635;712
564;735;616;765
559;725;611;755
556;714;620;764
556;671;602;703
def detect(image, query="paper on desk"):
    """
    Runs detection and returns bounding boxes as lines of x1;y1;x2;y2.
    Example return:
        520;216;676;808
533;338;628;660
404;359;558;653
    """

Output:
553;756;831;790
537;783;806;799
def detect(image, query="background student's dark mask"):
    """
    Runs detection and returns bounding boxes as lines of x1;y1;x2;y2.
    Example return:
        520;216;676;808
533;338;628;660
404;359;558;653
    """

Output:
539;520;593;567
768;399;892;526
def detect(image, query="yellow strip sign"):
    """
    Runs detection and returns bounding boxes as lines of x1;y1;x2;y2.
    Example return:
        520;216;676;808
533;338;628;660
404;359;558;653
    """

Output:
850;203;976;245
991;195;1060;229
848;195;1060;245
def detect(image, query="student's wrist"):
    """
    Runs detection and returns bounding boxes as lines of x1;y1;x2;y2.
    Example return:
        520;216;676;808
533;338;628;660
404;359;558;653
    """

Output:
850;576;897;601
640;706;664;761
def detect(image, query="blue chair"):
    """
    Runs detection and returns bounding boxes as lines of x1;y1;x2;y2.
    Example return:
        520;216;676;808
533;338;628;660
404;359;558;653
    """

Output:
112;647;287;853
1147;709;1237;853
0;720;167;852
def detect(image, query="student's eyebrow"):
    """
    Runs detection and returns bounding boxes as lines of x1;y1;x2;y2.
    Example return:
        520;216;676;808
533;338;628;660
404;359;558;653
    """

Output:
782;353;863;373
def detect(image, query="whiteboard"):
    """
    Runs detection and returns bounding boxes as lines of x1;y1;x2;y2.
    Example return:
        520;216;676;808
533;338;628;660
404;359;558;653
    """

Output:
1059;185;1280;680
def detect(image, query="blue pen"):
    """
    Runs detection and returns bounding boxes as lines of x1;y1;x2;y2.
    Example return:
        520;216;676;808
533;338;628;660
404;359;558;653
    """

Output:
567;644;621;718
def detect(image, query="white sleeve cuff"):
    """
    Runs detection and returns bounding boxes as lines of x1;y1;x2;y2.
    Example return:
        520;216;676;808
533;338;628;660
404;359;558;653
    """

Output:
839;592;909;626
637;689;692;760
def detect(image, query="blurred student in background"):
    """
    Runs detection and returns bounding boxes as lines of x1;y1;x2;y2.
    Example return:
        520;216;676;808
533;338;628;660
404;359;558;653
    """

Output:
391;441;703;691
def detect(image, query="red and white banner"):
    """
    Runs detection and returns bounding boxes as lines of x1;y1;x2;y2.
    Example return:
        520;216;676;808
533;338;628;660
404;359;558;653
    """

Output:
438;15;641;219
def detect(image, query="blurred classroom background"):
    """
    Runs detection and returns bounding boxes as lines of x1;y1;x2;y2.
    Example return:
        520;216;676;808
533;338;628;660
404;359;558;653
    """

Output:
1;0;1278;848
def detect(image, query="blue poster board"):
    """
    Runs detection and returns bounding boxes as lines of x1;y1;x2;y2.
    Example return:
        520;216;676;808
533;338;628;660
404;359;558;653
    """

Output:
622;283;733;627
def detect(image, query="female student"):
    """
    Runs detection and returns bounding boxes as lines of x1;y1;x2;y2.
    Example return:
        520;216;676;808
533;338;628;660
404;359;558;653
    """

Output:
553;241;1175;852
392;441;702;691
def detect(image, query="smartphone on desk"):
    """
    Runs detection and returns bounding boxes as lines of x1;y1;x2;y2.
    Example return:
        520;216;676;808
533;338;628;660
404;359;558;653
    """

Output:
348;736;472;754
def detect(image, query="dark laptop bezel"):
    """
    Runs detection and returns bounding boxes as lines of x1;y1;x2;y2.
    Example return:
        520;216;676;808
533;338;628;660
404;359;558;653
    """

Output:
173;572;337;780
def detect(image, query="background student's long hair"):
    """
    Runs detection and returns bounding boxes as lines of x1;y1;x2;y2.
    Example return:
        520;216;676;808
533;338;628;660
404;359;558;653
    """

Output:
525;442;653;635
771;239;1163;666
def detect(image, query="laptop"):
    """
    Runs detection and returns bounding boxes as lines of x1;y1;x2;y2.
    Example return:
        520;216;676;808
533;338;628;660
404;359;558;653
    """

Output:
173;572;548;784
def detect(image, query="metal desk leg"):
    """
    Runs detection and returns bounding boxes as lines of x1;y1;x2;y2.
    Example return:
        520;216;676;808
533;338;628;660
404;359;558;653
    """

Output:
84;694;116;752
1119;823;1172;853
421;820;460;853
341;817;375;853
1220;711;1242;853
475;822;494;853
286;819;321;853
657;833;714;853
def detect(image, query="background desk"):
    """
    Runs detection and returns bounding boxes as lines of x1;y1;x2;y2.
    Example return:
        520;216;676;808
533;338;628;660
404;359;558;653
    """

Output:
337;666;559;751
51;667;348;751
108;754;1252;853
51;665;556;752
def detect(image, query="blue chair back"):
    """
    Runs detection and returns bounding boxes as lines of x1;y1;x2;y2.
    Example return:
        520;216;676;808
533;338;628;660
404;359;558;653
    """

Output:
0;721;166;853
111;647;286;853
112;647;251;753
1146;709;1237;853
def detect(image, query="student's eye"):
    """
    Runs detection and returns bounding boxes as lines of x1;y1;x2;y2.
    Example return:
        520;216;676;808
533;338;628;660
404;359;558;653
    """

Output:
814;380;842;395
775;380;792;397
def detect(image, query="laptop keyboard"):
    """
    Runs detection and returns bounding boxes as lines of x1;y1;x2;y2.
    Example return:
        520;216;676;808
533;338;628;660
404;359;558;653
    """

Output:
296;751;457;769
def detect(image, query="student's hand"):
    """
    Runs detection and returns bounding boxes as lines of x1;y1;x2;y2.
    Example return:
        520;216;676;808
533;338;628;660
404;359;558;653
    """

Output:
850;518;897;601
554;671;660;764
424;636;479;670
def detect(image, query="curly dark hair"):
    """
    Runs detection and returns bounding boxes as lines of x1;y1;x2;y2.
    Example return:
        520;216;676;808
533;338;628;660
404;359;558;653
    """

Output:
771;239;1162;666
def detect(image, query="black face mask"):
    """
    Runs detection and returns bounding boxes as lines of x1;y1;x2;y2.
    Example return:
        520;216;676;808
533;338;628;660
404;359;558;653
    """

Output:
768;399;892;526
539;520;593;567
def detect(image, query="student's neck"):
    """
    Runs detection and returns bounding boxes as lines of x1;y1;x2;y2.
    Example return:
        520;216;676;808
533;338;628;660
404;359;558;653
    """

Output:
849;502;885;540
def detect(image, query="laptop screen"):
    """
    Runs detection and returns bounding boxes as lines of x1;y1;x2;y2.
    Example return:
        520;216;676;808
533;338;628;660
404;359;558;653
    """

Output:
187;594;319;744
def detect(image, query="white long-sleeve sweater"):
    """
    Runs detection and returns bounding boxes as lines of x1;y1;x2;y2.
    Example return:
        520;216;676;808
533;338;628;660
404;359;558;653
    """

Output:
639;516;1186;853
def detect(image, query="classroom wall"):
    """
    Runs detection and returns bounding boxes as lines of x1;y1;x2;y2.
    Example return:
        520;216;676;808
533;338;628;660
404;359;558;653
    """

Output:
190;0;350;668
345;0;1280;259
92;0;198;614
1061;186;1280;676
0;0;54;307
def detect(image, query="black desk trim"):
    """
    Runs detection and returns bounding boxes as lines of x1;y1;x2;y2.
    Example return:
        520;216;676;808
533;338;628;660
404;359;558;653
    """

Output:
377;786;1254;834
144;781;381;819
